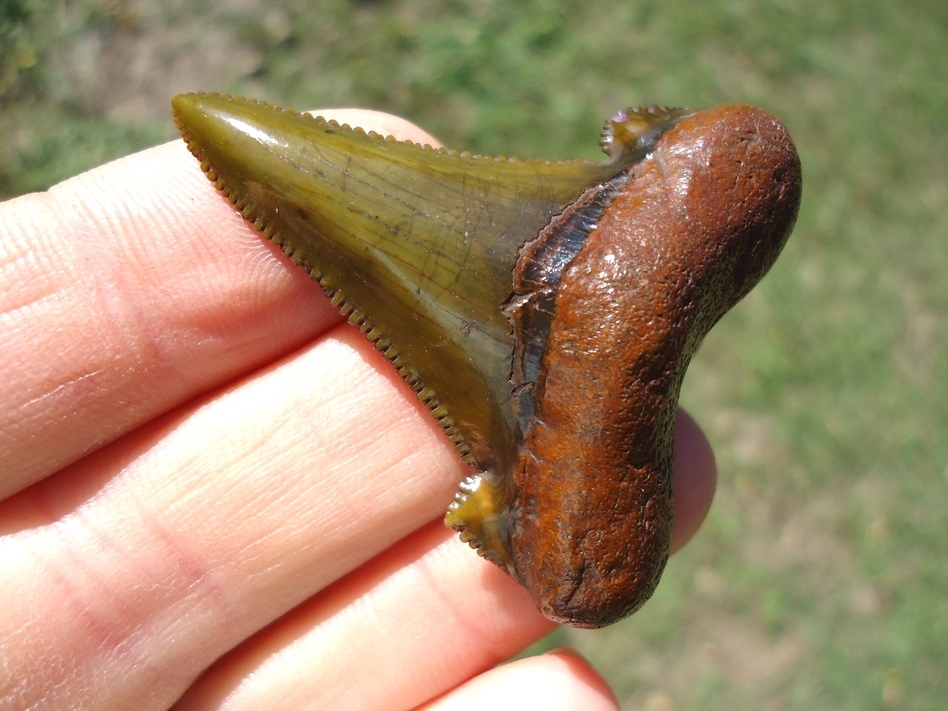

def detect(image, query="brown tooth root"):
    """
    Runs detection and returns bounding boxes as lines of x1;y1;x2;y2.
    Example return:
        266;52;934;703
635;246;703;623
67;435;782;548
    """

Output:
506;105;801;627
173;94;801;628
445;105;800;628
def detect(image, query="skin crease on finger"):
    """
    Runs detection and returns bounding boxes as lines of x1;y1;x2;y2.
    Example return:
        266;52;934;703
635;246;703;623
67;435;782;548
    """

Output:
0;111;715;710
0;110;435;500
0;325;468;709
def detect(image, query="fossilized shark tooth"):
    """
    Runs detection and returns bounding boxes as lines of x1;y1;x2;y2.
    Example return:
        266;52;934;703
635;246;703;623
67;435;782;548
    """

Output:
173;93;801;628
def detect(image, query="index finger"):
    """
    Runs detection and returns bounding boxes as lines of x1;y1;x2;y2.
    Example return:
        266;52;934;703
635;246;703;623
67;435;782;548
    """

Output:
0;110;441;498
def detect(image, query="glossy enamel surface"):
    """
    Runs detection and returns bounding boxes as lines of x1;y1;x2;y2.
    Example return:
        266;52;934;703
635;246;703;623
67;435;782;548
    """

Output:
174;93;801;627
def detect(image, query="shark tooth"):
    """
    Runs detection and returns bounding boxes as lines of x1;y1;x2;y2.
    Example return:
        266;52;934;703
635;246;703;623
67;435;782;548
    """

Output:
173;93;801;628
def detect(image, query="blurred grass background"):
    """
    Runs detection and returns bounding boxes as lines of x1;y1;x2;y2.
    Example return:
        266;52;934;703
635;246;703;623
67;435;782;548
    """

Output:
3;0;945;708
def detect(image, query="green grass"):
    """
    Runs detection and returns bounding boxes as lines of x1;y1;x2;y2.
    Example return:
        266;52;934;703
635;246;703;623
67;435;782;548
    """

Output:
5;0;946;708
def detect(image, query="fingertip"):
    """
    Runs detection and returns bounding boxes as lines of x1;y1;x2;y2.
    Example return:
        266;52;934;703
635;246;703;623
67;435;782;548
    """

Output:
305;108;443;147
418;647;619;711
541;648;620;709
671;409;717;553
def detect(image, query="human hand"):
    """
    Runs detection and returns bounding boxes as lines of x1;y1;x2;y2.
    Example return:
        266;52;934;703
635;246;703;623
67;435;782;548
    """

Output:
0;110;716;710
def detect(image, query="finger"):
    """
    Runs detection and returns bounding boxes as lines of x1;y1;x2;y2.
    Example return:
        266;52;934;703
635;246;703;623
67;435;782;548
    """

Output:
173;523;541;711
0;324;463;710
171;415;714;710
0;110;442;498
416;649;619;711
670;408;716;553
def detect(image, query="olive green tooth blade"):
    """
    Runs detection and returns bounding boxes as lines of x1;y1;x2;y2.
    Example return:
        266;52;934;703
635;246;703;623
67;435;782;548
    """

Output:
172;92;623;471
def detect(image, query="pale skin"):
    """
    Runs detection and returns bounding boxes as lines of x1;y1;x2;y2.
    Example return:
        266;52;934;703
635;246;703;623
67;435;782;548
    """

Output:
0;110;717;710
